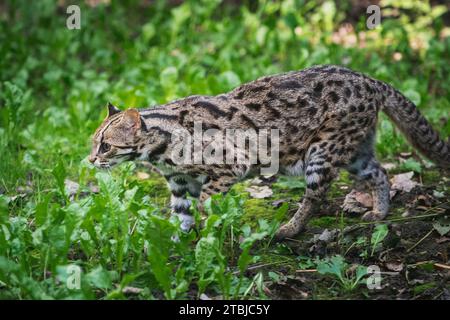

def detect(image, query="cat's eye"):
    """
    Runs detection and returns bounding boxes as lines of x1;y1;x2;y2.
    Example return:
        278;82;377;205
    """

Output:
100;142;111;153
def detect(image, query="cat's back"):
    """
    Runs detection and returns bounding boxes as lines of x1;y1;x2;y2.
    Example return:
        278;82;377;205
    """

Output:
165;65;378;133
229;65;369;103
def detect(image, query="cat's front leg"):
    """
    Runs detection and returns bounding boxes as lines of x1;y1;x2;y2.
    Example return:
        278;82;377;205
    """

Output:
167;174;201;232
168;173;237;234
199;174;238;204
275;148;338;240
170;194;195;232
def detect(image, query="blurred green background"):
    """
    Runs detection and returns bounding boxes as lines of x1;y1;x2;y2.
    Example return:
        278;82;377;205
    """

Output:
0;0;448;299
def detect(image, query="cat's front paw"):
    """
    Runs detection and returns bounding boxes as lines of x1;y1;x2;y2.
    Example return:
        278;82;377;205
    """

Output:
362;210;387;221
171;213;195;232
274;223;300;241
171;234;181;243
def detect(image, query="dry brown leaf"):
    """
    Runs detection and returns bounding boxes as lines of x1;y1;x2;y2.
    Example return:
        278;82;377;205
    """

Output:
245;185;273;199
263;286;273;296
386;262;404;272
248;177;264;186
399;152;412;158
314;229;338;243
390;172;420;193
122;286;143;294
381;162;397;171
436;237;450;244
136;171;150;180
342;189;372;214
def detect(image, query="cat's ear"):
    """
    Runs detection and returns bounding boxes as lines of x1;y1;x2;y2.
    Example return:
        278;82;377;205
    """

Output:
107;102;121;117
121;108;141;132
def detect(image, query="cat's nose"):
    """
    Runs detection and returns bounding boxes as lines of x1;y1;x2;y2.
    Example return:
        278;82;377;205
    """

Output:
88;155;96;164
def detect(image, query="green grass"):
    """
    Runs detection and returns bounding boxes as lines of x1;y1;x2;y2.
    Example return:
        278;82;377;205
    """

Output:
0;0;449;299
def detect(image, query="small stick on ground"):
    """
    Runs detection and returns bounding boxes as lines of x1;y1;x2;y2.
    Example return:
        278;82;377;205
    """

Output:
232;260;293;275
407;228;434;252
434;263;450;270
295;269;317;273
407;260;434;268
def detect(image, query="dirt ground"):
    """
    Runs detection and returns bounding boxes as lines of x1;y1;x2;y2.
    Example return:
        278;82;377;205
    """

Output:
244;168;450;300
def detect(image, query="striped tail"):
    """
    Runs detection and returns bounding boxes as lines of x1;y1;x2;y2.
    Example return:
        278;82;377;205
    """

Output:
380;86;449;168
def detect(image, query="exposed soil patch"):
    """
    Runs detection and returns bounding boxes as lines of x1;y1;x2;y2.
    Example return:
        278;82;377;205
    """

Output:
245;168;450;299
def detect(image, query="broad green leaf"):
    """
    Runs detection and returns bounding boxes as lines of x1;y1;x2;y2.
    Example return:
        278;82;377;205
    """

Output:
86;266;112;290
433;218;450;236
316;255;346;283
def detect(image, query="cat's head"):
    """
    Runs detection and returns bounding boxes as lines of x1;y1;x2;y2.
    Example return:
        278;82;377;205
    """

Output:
88;103;145;169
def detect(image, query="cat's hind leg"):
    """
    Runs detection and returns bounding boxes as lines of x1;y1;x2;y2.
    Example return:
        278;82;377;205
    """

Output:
347;152;390;221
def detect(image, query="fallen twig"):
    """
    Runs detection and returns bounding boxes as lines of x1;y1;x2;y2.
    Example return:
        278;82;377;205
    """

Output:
295;269;317;273
354;212;441;227
407;228;434;252
352;201;449;227
434;263;450;270
379;271;400;276
294;269;399;276
406;260;434;268
232;259;292;275
407;261;450;271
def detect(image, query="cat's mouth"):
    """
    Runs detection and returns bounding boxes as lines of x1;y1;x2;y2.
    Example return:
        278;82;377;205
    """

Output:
92;159;113;169
91;156;127;170
99;163;111;169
